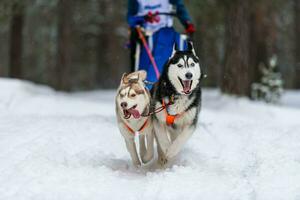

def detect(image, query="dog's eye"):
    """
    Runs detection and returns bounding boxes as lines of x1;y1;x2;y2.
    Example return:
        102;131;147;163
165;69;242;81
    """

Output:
178;64;183;68
131;94;136;98
190;63;195;67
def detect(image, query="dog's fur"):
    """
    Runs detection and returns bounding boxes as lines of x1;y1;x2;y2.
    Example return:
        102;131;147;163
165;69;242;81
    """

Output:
151;42;203;166
115;70;154;167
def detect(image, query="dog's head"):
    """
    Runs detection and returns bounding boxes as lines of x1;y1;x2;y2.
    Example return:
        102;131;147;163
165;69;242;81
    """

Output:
116;70;150;119
167;41;202;95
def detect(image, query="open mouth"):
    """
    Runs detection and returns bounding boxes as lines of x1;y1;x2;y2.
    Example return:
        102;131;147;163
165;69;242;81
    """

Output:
178;77;193;95
123;104;141;119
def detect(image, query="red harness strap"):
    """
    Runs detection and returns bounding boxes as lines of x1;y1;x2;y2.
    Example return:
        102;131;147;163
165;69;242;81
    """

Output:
136;26;160;79
123;118;149;135
162;99;184;126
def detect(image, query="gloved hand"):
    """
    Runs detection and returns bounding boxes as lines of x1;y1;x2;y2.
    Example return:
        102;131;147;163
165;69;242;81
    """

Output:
185;22;196;35
144;11;160;23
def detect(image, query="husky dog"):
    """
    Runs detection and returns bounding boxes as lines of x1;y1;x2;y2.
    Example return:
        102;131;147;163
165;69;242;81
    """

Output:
151;42;203;166
115;70;154;167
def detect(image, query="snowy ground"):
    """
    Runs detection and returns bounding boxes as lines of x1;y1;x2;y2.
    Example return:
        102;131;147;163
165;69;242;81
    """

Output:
0;78;300;200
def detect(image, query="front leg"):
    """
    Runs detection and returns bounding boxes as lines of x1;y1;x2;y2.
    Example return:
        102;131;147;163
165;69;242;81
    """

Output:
142;129;154;163
165;125;195;160
157;143;168;167
153;118;171;155
125;138;141;167
139;134;146;161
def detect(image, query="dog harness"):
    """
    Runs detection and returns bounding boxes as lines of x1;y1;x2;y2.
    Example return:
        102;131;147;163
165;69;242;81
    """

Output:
162;98;184;126
123;118;149;135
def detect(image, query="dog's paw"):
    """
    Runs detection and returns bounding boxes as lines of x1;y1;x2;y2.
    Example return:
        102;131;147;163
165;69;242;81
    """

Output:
142;155;151;164
158;156;168;166
142;152;154;164
133;160;141;168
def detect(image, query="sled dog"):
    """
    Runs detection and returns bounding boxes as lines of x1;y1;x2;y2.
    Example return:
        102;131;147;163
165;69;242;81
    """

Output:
115;70;154;167
151;41;203;166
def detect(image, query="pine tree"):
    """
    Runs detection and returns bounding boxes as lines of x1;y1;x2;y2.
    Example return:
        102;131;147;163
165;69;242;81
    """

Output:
251;55;284;103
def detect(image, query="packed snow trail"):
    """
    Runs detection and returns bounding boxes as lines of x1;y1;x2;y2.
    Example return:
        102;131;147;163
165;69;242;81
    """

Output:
0;78;300;200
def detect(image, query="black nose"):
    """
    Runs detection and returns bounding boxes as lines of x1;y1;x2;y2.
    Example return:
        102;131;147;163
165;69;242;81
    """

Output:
121;102;127;108
185;72;193;79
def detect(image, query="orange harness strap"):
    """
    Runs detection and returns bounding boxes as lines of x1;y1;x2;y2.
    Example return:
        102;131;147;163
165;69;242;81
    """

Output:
162;99;184;126
123;118;149;135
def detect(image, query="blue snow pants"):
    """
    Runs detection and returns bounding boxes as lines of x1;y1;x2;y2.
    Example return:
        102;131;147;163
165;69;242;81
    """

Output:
137;27;187;89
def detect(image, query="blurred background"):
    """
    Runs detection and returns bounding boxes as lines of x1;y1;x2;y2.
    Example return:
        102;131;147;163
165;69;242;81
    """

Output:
0;0;299;97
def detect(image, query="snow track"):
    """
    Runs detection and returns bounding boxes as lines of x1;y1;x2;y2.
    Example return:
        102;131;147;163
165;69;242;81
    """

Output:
0;78;300;200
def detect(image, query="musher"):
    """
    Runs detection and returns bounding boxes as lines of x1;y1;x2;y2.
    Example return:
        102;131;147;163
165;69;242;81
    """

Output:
127;0;195;88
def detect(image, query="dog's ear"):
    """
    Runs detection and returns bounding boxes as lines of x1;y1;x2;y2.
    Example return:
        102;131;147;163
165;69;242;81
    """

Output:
121;70;147;85
137;70;147;81
174;42;179;51
170;43;178;58
121;73;129;84
187;41;197;56
126;71;139;84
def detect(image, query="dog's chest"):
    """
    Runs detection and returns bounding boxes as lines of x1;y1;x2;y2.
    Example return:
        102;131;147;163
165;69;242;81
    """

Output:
168;96;193;115
155;95;196;126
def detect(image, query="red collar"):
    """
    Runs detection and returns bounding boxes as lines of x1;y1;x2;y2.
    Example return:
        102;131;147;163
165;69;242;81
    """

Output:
123;118;149;135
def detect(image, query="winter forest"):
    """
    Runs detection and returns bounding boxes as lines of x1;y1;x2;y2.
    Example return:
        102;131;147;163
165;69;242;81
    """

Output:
1;0;300;200
0;0;299;94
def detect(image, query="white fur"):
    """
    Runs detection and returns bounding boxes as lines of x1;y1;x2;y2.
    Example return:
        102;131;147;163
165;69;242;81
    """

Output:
154;50;201;167
117;86;149;116
168;56;201;95
115;71;154;167
154;95;197;166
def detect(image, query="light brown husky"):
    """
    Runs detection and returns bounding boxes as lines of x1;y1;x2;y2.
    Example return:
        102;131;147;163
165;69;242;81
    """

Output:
115;70;154;167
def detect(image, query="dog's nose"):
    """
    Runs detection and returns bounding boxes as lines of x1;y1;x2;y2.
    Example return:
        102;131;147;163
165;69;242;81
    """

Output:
185;72;193;79
120;102;127;108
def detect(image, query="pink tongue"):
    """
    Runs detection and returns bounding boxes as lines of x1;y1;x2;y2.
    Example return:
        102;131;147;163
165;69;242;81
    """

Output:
183;80;191;92
128;109;141;119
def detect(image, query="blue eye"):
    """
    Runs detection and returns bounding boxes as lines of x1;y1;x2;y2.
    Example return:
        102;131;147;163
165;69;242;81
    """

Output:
190;63;195;67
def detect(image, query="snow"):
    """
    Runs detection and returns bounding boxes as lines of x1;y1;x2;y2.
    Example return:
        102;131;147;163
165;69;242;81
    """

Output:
0;78;300;200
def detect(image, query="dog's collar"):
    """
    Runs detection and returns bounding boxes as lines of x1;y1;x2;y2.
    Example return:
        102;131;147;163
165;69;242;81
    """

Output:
123;118;149;135
162;98;184;126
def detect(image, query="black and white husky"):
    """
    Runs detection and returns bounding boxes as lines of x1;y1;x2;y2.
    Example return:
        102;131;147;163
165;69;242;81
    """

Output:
151;41;203;166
